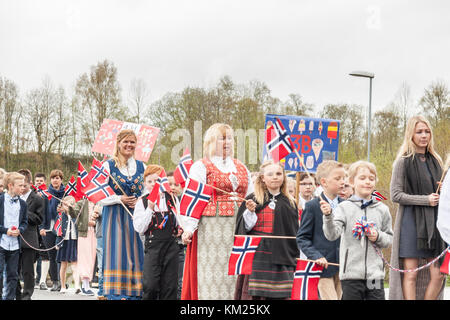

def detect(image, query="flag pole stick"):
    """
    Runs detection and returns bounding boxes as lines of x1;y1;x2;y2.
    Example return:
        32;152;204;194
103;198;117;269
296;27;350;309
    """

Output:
293;149;314;183
234;234;296;240
297;258;340;267
207;184;247;202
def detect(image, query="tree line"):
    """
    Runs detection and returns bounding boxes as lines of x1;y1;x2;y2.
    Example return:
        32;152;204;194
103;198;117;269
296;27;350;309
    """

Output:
0;59;449;179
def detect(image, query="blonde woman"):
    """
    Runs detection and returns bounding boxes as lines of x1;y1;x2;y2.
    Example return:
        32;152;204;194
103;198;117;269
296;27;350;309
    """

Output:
98;129;146;300
234;160;299;300
389;115;445;300
180;123;254;300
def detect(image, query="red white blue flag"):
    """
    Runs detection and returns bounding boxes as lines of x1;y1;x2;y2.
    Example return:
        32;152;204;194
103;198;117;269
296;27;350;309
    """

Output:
32;184;53;200
83;158;108;192
265;118;295;162
440;248;450;274
84;169;115;204
372;190;387;201
147;168;172;206
53;212;63;237
179;179;213;220
291;259;323;300
228;236;262;275
64;175;78;198
174;148;193;188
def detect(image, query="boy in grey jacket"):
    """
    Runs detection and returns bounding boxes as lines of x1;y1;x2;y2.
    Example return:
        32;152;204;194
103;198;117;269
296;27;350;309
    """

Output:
322;161;393;300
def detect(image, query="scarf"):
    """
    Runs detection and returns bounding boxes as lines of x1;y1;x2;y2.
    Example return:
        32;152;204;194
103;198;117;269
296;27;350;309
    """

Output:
404;152;442;251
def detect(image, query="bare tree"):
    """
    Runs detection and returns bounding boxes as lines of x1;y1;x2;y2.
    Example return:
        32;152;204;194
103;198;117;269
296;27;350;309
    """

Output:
419;79;450;126
128;78;150;124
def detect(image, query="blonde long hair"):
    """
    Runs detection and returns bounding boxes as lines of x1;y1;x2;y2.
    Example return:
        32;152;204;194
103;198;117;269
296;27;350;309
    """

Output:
203;123;234;159
113;129;137;168
395;115;443;167
253;160;296;208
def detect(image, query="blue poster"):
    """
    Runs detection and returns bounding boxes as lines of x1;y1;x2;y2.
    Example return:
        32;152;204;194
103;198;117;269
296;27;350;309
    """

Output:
263;114;340;173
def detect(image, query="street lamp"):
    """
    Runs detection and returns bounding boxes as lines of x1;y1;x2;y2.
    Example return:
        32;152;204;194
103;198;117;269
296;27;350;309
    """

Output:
349;71;375;161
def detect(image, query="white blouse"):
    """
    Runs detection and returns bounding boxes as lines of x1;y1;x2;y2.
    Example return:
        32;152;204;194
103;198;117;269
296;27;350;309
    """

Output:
179;156;254;234
133;193;180;235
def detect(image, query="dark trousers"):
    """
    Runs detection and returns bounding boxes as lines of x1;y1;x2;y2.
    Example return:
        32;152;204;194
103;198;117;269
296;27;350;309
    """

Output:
177;243;186;300
143;239;179;300
341;279;385;300
0;248;20;300
20;248;36;300
42;231;59;282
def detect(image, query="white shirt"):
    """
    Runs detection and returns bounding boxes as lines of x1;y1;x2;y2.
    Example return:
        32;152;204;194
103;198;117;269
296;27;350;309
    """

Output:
133;193;180;235
179;156;254;234
437;172;450;244
20;190;32;202
98;157;147;207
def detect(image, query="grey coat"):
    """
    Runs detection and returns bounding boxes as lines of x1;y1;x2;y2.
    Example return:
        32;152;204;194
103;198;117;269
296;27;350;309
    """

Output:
323;197;393;281
388;157;446;300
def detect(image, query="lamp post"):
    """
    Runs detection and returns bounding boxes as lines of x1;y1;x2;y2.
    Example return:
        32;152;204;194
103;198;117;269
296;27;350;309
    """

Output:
349;71;374;161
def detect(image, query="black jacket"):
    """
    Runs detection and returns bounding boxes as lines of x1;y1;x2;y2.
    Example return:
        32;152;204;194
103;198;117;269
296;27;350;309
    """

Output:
296;193;341;278
21;190;45;249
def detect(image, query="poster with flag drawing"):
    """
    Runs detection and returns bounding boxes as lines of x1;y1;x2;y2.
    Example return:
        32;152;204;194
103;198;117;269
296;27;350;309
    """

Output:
263;114;340;173
91;119;160;162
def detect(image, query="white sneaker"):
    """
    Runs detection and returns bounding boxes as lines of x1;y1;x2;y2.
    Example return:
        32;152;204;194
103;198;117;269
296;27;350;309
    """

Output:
60;287;67;294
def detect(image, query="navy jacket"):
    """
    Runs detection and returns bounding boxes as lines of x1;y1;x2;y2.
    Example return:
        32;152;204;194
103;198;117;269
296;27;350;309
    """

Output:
0;193;28;249
296;193;341;278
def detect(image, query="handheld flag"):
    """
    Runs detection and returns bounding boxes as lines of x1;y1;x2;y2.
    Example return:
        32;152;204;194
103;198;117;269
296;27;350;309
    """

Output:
77;161;89;188
64;176;78;198
83;158;108;193
440;248;450;274
228;236;262;275
32;184;53;200
53;212;63;237
291;259;323;300
147;169;172;206
265;118;295;162
179;179;214;220
84;169;115;204
173;148;193;188
372;190;387;201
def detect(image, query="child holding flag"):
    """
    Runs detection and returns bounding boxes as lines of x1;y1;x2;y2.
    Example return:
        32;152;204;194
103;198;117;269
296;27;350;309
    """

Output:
234;160;299;300
133;165;180;300
322;161;393;300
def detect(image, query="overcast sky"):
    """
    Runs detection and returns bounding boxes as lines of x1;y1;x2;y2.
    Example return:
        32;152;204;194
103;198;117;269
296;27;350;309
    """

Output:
1;0;449;115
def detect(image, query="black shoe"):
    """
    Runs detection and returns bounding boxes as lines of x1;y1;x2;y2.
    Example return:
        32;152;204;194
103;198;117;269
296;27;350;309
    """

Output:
50;281;61;292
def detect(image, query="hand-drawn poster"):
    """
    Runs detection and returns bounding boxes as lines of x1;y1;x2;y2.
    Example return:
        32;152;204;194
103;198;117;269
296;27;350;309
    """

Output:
92;119;160;162
263;114;340;173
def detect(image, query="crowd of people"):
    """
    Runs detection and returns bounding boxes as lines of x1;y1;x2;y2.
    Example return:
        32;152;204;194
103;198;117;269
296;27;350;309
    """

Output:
0;115;449;301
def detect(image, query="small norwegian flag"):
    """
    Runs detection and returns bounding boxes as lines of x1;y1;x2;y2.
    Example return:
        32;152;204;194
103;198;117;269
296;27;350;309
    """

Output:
147;169;172;206
84;170;115;204
291;259;323;300
228;236;262;275
83;158;108;192
64;176;78;198
31;184;53;200
173;148;193;188
265;118;296;162
372;190;387;201
179;179;214;220
77;161;89;188
440;248;450;274
53;212;63;237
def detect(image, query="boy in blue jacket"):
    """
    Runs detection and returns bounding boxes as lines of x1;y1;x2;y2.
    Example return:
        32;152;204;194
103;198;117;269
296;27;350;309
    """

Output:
0;172;28;300
297;161;345;300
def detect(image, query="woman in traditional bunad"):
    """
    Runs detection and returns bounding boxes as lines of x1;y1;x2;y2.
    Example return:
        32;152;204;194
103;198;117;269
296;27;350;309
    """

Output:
389;116;445;300
98;129;146;300
180;123;254;300
234;160;299;300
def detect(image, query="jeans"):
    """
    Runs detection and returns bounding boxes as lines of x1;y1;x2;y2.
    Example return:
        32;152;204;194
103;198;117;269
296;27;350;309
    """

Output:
0;248;20;300
96;237;103;296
